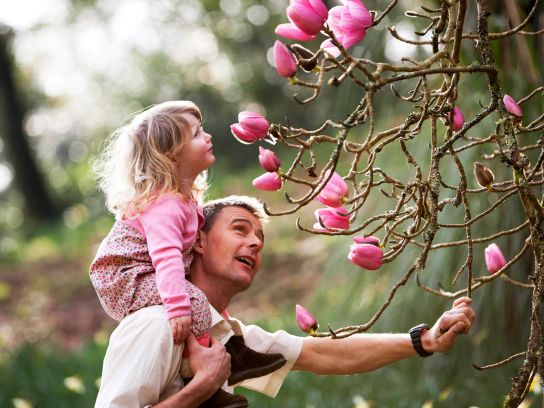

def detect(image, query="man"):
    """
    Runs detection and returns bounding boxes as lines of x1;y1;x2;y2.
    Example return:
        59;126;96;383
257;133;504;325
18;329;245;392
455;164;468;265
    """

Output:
95;196;475;407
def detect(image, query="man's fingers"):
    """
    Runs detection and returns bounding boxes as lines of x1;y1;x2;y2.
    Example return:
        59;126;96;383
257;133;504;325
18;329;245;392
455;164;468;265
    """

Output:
452;321;466;334
438;312;472;335
453;296;472;308
443;306;475;325
185;333;198;351
209;336;221;347
438;322;465;346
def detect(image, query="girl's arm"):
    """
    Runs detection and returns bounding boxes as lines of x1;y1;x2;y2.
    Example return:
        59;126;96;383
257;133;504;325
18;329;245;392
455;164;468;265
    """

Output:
140;196;194;320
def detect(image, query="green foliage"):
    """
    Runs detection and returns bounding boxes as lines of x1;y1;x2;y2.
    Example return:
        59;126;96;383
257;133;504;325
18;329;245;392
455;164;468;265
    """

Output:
0;212;113;265
0;341;105;408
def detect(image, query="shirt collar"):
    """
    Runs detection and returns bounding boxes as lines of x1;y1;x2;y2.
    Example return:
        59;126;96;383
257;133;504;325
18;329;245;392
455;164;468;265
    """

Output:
210;306;226;327
210;306;235;342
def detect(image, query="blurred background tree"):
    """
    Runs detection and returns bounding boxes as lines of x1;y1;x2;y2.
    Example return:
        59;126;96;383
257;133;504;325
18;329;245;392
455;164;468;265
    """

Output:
0;0;542;407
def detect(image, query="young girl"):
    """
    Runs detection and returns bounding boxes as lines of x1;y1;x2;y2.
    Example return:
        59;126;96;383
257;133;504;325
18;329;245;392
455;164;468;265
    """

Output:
89;101;285;407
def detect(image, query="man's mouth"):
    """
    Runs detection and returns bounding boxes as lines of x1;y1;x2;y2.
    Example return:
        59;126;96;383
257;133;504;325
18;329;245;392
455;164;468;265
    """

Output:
236;256;255;269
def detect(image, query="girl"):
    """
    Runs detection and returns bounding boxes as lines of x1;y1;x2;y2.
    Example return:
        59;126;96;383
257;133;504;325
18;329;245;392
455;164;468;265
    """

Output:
90;101;285;407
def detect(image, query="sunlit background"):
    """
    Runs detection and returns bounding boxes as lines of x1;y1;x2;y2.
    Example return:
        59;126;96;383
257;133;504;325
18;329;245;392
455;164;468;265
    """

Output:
0;0;542;406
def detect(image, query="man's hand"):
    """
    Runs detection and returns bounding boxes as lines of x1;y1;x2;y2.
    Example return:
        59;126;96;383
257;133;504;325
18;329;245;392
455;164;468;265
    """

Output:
187;335;231;394
152;335;231;407
422;296;475;353
169;315;192;345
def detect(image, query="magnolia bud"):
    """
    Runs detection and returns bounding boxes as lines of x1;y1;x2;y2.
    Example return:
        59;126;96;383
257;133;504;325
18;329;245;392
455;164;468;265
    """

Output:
484;243;507;274
474;162;495;190
295;304;319;335
503;94;523;118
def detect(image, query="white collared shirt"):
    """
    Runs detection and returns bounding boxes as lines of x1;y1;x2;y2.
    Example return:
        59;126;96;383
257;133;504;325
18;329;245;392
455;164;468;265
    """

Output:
95;305;304;407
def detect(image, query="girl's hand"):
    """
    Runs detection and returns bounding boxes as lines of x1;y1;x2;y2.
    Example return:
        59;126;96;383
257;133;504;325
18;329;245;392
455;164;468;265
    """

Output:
169;315;192;345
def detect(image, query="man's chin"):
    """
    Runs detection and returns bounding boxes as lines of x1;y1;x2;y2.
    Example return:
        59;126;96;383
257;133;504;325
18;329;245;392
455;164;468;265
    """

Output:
233;272;254;292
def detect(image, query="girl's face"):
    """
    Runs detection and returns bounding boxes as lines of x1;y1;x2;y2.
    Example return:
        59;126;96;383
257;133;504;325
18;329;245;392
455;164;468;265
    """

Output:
173;112;215;180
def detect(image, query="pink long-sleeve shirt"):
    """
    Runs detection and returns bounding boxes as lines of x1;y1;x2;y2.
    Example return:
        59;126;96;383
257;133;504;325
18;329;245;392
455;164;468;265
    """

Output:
89;195;204;321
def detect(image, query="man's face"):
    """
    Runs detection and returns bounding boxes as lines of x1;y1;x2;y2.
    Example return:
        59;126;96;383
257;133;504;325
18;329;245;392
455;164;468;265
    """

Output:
195;206;264;292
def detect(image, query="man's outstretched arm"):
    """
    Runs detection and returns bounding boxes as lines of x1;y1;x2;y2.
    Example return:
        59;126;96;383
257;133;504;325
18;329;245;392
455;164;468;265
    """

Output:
293;297;475;375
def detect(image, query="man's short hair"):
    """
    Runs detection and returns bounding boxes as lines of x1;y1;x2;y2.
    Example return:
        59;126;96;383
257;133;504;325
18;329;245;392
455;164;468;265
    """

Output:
202;195;268;232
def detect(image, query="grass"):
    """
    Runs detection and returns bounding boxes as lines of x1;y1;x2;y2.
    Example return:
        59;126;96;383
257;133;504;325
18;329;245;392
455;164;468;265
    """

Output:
0;341;105;408
1;318;540;408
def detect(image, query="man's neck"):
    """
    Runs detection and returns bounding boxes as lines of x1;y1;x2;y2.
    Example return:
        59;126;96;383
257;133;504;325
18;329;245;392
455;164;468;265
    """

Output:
198;284;231;312
189;269;233;312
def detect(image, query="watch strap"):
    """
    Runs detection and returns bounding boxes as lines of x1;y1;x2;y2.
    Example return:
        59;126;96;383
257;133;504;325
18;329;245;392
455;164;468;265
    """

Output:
409;323;433;357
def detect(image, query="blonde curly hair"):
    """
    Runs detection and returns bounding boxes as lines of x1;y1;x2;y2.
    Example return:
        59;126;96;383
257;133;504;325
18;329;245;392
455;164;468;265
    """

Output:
92;101;208;219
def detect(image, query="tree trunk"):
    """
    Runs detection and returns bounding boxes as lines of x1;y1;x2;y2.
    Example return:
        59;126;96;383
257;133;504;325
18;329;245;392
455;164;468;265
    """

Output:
0;27;58;220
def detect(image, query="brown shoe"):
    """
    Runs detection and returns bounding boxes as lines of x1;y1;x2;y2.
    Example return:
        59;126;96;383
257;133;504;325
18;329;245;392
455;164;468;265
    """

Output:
200;388;248;408
225;335;287;386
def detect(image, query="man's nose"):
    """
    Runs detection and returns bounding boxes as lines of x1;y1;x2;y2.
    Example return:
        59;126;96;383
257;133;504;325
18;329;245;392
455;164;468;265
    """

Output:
205;132;212;141
248;234;263;251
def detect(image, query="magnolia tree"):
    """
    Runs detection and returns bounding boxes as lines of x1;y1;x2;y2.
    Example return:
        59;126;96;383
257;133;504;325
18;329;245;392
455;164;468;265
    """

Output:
230;0;543;405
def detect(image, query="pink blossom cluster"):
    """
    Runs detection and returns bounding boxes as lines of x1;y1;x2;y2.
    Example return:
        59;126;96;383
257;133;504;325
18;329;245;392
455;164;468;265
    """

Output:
273;0;373;77
229;111;283;191
313;170;384;271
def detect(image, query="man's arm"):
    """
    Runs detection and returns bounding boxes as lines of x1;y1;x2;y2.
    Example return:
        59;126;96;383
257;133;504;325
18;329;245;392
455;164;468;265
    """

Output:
293;297;475;375
153;336;231;408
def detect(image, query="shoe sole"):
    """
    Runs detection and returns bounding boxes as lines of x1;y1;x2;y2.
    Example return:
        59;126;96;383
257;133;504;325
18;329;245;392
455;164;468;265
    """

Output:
228;357;287;385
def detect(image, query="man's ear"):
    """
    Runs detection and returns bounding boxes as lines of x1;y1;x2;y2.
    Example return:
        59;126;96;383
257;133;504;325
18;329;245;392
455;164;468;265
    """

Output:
193;230;206;255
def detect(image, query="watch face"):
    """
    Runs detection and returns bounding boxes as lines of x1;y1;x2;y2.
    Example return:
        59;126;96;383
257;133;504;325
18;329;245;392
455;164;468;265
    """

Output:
409;323;428;333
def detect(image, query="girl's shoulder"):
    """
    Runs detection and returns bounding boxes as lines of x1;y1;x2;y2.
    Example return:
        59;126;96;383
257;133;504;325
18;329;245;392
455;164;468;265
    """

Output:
143;193;196;215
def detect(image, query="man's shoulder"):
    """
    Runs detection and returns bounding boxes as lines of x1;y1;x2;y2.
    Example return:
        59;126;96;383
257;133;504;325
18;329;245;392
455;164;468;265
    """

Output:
121;305;170;327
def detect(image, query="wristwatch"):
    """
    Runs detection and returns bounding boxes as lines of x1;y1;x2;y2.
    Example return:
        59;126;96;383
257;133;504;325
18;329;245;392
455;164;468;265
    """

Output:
409;323;433;357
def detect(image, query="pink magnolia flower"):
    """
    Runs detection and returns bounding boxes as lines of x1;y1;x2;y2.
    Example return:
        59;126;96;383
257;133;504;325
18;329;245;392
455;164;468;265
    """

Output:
287;0;328;36
238;111;270;136
313;207;350;230
275;23;317;41
316;171;348;208
258;146;281;172
327;0;373;49
252;172;283;191
452;106;465;131
348;236;384;270
230;123;263;144
503;94;523;118
230;112;270;144
320;39;341;57
353;236;380;245
295;304;319;334
484;243;507;274
273;41;298;78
